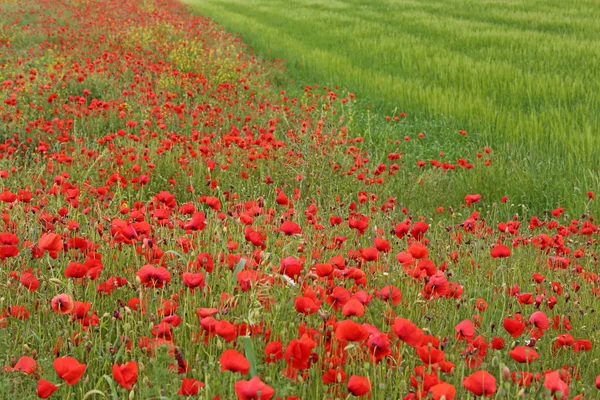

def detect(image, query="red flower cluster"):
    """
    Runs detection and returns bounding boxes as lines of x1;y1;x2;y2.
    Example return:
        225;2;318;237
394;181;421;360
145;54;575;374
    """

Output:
0;0;597;398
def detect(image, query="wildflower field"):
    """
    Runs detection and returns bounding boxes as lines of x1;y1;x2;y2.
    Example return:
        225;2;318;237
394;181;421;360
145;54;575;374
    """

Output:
0;0;599;399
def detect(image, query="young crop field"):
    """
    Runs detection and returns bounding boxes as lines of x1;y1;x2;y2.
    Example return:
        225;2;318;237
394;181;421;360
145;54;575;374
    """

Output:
186;0;600;214
0;0;599;399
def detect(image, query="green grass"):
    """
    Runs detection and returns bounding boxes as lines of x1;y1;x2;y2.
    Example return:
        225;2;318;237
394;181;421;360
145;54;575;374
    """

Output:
183;0;600;213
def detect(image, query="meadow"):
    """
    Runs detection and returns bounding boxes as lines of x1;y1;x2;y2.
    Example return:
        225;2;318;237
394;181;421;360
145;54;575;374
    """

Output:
185;0;600;214
0;0;598;399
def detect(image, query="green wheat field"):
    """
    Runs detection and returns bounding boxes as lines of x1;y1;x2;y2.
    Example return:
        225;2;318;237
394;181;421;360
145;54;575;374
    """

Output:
186;0;600;212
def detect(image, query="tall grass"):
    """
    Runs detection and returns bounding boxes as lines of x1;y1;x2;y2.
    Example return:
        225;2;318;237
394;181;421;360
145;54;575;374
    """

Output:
184;0;600;212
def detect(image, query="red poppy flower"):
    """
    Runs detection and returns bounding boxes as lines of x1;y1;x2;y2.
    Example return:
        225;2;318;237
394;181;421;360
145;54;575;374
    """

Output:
491;337;505;350
574;339;592;353
183;212;206;231
394;221;410;238
416;346;445;365
359;247;379;262
264;341;283;363
280;221;301;235
374;237;391;252
491;244;511;258
0;245;18;259
53;356;86;385
516;293;533;304
182;272;205;290
234;376;275;400
244;227;266;248
314;263;333;277
37;379;59;398
393;318;424;347
204;196;221;210
396;251;416;268
19;269;39;292
178;378;204;395
112;361;138;390
294;296;320;315
366;332;392;362
71;301;92;320
544;370;569;399
503;317;525;338
326;286;351;310
511;371;533;387
509;346;539;363
463;370;496;397
407;242;428;259
284;335;317;370
279;256;303;280
0;233;17;245
64;262;87;279
6;356;38;374
410;221;429;240
3;305;29;320
341;298;365;317
335;320;368;342
220;349;250;374
348;214;369;235
322;367;347;385
38;233;63;253
135;264;171;288
423;272;449;298
347;375;371;397
194;252;214;272
465;194;481;206
377;285;402;306
196;307;219;318
429;382;456;400
215;320;237;342
529;311;549;330
553;333;574;351
51;294;74;315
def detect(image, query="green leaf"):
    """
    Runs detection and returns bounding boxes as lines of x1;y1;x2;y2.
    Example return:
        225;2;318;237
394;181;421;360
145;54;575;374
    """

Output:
102;375;119;400
83;390;107;399
113;342;125;364
28;327;42;346
162;249;183;259
241;336;258;377
233;258;247;283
